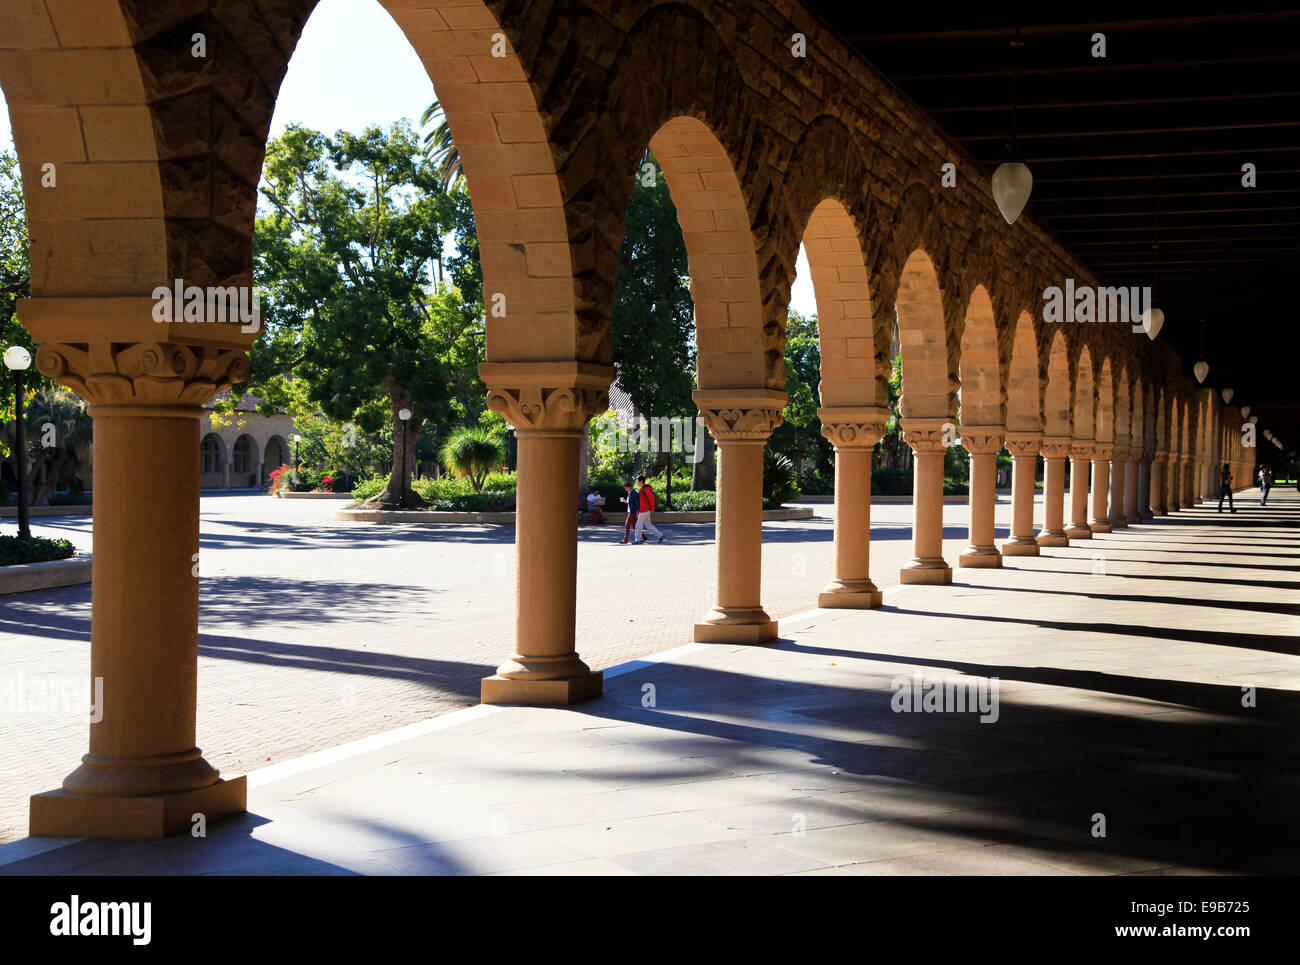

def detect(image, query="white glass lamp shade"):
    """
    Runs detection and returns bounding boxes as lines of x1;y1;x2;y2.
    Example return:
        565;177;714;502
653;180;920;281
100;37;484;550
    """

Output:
1248;415;1258;424
1193;360;1209;384
1221;387;1233;404
992;162;1033;225
1140;307;1164;340
1240;407;1250;419
3;345;31;371
399;408;412;421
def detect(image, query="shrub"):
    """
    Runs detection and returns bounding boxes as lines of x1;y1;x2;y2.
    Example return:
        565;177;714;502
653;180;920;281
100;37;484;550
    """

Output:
943;479;969;496
49;492;92;506
0;535;76;566
763;449;801;506
872;467;912;495
439;427;507;492
350;475;388;503
267;464;293;494
426;491;514;512
671;490;717;512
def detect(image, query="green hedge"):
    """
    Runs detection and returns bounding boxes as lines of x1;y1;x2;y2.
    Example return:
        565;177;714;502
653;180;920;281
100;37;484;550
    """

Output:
0;535;76;566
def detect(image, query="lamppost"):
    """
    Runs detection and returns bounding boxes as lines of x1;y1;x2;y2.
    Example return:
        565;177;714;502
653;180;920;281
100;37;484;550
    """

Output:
398;407;412;509
3;345;33;541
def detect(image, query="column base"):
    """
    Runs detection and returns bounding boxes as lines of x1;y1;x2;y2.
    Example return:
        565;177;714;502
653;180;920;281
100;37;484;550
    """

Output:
1107;515;1128;529
693;620;779;643
30;776;246;839
958;547;1002;568
1088;520;1111;533
1064;524;1092;539
1125;513;1141;524
1139;509;1154;520
818;580;883;609
899;559;953;584
1150;505;1166;516
481;671;603;706
1001;539;1040;557
1035;531;1069;547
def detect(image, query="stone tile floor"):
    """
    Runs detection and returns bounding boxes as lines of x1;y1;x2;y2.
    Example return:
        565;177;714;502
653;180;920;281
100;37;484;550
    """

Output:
1;489;1295;875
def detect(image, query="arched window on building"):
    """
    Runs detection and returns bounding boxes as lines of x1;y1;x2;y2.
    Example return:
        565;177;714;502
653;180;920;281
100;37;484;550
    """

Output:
201;435;223;474
233;436;253;475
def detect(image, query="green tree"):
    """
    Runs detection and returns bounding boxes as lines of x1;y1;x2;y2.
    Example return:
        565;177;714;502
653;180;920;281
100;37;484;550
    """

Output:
769;309;831;486
439;425;506;492
238;122;484;506
419;100;463;191
0;149;41;435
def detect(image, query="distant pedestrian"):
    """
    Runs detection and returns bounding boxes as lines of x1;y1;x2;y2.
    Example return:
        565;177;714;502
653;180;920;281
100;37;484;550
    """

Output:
633;473;664;543
1257;465;1272;505
618;480;638;544
1218;462;1236;513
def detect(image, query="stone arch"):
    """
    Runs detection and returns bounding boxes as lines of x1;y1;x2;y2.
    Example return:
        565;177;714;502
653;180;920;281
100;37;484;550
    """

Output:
1073;344;1096;442
263;434;289;476
799;199;875;407
601;4;778;387
874;183;948;388
1043;330;1073;438
958;284;1000;428
0;1;167;296
1006;311;1040;433
642;116;769;390
1114;364;1132;450
231;433;256;487
895;249;953;421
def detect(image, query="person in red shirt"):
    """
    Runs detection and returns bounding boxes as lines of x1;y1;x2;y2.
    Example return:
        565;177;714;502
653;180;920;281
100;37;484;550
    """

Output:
632;473;664;543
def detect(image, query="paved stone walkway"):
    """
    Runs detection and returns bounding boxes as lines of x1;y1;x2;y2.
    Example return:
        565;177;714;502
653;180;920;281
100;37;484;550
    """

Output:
0;492;1002;843
2;488;1294;874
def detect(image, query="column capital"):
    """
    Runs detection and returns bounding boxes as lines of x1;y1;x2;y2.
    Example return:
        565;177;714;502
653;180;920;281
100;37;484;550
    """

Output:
818;405;888;448
1111;446;1133;462
1092;443;1115;460
36;341;248;416
1069;440;1095;460
959;424;1004;455
1041;435;1072;459
694;388;786;442
480;361;613;433
1004;431;1042;458
901;416;956;453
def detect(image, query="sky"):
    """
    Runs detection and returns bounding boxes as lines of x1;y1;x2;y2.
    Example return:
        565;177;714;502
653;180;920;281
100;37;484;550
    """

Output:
0;0;816;314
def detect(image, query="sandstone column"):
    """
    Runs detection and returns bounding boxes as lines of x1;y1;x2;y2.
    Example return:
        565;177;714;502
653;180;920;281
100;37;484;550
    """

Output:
1036;436;1070;547
1123;449;1141;524
959;426;1003;567
693;389;786;641
1090;444;1113;533
1002;432;1041;557
1137;452;1154;519
480;362;612;704
1066;441;1093;539
900;418;953;583
1181;453;1196;507
1108;445;1129;529
1167;451;1182;511
818;408;888;607
22;301;252;838
1150;450;1167;515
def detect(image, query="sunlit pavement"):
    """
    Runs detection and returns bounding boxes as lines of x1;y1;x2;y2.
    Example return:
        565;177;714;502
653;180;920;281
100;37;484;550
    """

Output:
1;490;1294;873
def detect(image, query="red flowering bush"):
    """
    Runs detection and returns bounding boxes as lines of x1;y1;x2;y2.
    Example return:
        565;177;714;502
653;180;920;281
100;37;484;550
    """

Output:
267;464;293;494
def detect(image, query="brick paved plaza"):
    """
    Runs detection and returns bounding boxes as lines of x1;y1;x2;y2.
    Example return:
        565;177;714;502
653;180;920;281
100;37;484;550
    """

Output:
3;490;1294;875
0;492;1013;843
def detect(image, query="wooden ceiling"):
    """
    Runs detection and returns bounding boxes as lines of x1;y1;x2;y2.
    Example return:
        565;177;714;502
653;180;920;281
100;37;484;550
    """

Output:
804;4;1300;449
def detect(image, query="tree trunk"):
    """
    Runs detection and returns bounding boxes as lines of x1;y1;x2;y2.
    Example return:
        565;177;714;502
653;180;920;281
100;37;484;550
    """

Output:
362;383;427;508
692;431;717;491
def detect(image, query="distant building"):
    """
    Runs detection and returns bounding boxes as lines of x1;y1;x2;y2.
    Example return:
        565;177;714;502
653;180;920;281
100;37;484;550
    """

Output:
200;392;294;490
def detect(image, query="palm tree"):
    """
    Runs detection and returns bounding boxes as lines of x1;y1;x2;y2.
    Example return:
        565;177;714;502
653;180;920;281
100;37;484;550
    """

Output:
420;100;464;191
439;426;505;493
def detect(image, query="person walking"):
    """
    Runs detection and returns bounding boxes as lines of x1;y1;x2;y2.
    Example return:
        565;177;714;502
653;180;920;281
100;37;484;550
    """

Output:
1257;465;1271;506
618;480;638;544
633;473;664;543
1218;462;1236;513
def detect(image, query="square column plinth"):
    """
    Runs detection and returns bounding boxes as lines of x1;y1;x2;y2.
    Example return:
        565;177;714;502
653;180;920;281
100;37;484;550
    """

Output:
482;672;603;706
31;777;246;839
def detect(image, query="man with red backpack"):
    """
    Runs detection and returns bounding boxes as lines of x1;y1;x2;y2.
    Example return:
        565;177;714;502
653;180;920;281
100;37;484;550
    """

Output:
632;473;664;543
